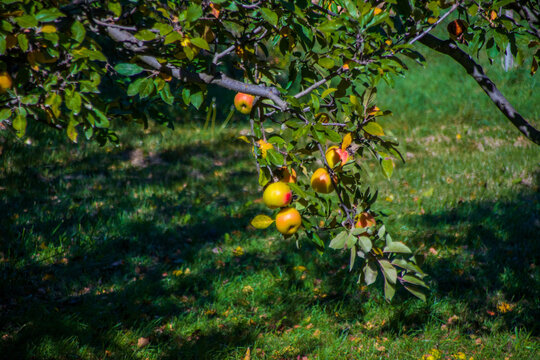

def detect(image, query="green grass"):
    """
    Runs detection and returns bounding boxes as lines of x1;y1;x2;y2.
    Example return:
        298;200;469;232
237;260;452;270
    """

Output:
1;49;539;359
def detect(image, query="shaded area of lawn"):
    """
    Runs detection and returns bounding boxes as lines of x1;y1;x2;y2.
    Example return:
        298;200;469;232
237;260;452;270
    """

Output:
1;124;539;359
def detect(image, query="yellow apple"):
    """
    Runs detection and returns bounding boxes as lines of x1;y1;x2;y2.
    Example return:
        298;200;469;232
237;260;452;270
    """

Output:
275;207;301;235
0;72;13;93
310;167;334;194
263;182;293;209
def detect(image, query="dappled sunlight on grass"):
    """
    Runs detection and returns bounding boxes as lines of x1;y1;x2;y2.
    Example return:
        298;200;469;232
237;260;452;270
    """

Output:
1;51;539;359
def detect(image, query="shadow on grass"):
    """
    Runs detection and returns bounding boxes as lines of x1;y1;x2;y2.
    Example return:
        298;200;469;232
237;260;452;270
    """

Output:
0;129;538;359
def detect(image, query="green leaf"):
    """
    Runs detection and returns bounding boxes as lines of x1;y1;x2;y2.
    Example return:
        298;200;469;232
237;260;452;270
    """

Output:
190;91;204;109
93;108;109;128
357;236;372;253
266;149;284;166
363;122;384;136
258;167;270;186
190;37;210;51
350;247;356;271
186;3;203;23
67;118;78;143
363;261;378;285
134;29;156;41
115;63;144;76
318;57;335;69
127;78;144;97
164;31;182;45
138;78;154;98
311;232;325;248
384;278;396;301
108;2;122;17
383;241;411;254
15;15;38;28
13;113;27;138
381;158;394;179
251;214;274;229
36;8;65;22
0;108;11;121
71;21;86;43
329;231;348;249
0;37;5;55
159;83;174;105
392;259;426;277
260;8;278;27
289;182;308;199
404;284;426;301
402;275;429;288
379;260;397;284
321;88;337;99
65;89;82;115
17;33;28;51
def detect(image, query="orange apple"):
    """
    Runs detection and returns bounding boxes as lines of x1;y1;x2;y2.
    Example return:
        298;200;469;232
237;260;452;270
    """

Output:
234;92;255;114
325;146;349;169
310;167;334;194
355;212;376;229
263;182;293;209
278;166;297;183
275;207;301;235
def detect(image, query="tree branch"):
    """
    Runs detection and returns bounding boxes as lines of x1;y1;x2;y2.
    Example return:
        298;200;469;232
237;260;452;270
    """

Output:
419;34;540;145
103;27;288;110
408;1;461;45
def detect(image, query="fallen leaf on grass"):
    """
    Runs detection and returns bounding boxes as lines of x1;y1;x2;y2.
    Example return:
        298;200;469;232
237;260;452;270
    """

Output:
137;337;149;348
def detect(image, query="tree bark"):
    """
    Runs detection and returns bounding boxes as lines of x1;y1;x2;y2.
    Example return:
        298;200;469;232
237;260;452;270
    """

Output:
419;34;540;145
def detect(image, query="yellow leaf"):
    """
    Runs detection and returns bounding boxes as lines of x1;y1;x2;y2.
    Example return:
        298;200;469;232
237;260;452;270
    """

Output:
172;269;183;276
341;132;352;151
250;214;274;229
237;135;250;144
363;122;384;136
40;25;57;33
233;246;244;256
243;347;251;360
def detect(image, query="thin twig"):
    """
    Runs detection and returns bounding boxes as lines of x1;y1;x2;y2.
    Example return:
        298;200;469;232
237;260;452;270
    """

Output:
409;1;461;45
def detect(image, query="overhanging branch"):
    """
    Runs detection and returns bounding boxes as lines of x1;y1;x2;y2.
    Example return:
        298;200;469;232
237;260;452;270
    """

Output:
103;27;288;110
419;34;540;145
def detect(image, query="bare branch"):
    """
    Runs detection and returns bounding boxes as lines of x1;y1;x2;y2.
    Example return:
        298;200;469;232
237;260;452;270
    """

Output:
294;69;343;99
419;34;540;145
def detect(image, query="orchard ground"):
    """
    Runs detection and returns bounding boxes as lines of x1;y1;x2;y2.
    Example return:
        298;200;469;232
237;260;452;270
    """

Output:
1;50;539;359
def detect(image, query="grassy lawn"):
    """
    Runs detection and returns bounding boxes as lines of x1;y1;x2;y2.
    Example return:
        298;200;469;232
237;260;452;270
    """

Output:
1;50;539;359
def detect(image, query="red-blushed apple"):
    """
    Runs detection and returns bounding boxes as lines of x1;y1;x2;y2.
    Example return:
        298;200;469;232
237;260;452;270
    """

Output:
275;207;301;235
325;146;350;169
263;182;293;209
234;92;255;114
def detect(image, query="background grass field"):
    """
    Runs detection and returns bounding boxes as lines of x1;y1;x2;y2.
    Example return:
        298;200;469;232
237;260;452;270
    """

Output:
1;47;539;359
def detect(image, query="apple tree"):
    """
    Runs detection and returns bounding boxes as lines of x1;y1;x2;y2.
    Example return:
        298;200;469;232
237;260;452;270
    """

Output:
1;0;538;301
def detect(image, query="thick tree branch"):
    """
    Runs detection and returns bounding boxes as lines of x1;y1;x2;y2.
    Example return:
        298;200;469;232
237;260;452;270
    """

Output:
103;27;288;110
419;34;540;145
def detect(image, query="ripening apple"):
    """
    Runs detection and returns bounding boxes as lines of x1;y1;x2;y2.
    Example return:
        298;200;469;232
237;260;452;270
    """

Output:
325;146;350;169
275;207;301;235
279;166;297;183
234;92;255;114
355;212;376;229
310;168;334;194
0;72;13;93
263;182;293;209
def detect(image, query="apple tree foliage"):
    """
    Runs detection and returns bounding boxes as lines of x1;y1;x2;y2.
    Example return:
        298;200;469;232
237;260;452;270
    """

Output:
1;0;539;301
